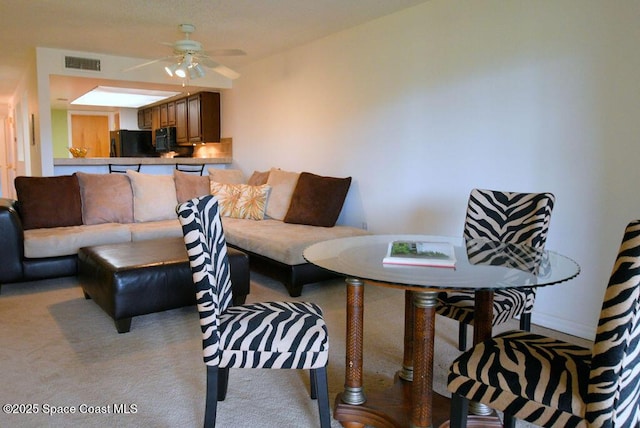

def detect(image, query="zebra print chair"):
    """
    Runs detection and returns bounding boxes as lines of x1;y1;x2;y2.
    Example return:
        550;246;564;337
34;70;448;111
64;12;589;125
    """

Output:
436;189;555;350
447;220;640;428
176;195;331;428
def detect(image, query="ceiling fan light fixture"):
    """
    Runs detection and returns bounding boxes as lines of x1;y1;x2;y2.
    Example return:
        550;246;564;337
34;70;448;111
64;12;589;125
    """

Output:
125;24;243;80
175;62;188;78
192;63;205;78
164;63;178;77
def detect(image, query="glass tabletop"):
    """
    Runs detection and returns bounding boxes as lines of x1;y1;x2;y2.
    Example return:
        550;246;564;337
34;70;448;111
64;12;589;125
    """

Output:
303;234;580;291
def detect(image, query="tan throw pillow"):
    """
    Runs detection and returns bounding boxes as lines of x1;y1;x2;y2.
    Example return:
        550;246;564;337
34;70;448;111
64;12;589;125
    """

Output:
265;168;300;220
209;182;271;220
208;168;245;184
247;170;270;186
76;172;134;225
174;170;210;203
284;172;352;227
14;175;83;230
126;170;178;222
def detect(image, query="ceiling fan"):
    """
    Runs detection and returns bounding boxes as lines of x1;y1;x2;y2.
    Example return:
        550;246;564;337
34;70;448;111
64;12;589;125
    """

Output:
124;23;245;80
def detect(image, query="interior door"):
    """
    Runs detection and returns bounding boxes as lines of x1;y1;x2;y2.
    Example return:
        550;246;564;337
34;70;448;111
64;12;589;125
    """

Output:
70;114;110;157
0;116;11;197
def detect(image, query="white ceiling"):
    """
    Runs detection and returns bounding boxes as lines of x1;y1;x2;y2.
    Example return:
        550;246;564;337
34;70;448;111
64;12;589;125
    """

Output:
1;0;428;110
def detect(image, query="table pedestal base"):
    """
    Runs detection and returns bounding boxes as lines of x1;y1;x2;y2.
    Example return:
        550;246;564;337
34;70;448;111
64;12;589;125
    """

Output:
333;375;503;428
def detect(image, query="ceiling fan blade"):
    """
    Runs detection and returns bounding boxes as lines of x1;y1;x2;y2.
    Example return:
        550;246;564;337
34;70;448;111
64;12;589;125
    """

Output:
211;64;241;80
122;55;176;72
204;48;247;57
196;56;240;80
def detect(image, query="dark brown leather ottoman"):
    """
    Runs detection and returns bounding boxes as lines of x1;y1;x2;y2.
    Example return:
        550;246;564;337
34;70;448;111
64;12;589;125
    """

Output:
78;237;249;333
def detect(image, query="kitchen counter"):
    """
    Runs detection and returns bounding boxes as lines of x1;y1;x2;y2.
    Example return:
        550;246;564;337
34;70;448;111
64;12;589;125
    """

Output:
53;156;232;166
53;156;232;176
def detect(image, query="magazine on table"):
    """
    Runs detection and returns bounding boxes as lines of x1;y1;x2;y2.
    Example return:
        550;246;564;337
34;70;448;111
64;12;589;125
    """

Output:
383;240;456;268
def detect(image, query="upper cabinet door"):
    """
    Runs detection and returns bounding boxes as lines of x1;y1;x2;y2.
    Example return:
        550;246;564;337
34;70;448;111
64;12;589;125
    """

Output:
188;92;220;143
167;101;176;126
187;95;201;143
175;98;188;143
160;103;168;127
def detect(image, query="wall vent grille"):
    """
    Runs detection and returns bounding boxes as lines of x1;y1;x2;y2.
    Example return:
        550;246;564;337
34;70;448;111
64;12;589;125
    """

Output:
64;56;101;71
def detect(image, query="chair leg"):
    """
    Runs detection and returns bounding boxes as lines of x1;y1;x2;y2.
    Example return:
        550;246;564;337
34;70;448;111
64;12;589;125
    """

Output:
310;370;317;399
519;312;532;331
311;368;331;428
458;322;468;351
217;367;229;401
204;366;219;428
450;393;469;428
503;413;516;428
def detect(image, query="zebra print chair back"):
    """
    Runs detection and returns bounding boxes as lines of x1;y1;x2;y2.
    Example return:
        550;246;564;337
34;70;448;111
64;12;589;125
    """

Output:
177;195;331;427
586;220;640;426
447;220;640;428
437;188;556;350
463;189;555;249
177;194;233;366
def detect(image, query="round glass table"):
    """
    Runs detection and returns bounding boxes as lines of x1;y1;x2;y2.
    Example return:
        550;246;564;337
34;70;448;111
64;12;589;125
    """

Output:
304;234;580;428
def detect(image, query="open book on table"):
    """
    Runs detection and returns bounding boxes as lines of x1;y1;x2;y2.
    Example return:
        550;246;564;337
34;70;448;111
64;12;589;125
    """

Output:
383;240;456;268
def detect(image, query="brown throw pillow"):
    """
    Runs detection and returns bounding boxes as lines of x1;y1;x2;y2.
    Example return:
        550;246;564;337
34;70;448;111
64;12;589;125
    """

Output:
247;170;270;186
14;175;83;230
76;172;134;225
283;172;352;227
174;170;210;203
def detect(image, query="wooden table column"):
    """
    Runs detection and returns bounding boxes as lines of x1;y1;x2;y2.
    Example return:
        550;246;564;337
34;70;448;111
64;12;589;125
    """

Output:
340;277;366;406
411;290;439;428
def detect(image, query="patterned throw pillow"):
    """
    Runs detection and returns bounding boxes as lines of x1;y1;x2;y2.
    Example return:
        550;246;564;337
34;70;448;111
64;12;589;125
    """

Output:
209;182;271;220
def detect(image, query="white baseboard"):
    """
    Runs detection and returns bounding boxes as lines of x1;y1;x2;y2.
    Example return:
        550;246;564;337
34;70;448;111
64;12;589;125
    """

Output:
531;311;596;341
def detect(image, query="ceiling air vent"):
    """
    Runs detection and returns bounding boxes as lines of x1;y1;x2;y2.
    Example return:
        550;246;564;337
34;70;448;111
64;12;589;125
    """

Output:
64;56;101;71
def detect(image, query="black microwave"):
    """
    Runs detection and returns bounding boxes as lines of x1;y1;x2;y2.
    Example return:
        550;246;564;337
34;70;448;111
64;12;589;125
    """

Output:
155;127;177;152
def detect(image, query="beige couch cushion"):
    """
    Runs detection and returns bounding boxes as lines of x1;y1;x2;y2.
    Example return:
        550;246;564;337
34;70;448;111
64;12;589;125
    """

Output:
127;170;178;222
174;170;210;203
208;168;245;184
24;223;132;258
76;172;134;224
221;217;369;265
129;219;183;241
265;168;300;220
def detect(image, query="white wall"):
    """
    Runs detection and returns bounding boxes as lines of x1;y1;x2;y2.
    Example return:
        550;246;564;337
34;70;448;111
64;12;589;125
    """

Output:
224;0;640;340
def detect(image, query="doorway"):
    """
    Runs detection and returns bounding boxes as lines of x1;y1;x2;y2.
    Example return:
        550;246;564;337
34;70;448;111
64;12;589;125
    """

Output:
70;114;110;157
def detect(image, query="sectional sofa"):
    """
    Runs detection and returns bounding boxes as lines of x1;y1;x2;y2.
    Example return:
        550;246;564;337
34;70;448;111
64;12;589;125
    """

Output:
0;167;368;296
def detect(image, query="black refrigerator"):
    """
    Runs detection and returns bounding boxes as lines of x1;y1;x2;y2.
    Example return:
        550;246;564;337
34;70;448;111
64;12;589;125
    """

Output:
109;130;156;157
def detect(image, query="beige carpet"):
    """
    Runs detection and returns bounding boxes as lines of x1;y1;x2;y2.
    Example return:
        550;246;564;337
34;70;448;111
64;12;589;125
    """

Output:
0;273;590;428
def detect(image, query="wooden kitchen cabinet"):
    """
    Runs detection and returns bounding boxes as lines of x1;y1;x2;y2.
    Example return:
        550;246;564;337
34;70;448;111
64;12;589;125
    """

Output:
159;101;176;127
138;108;152;129
139;91;219;145
166;101;176;126
187;92;220;143
175;98;188;143
160;103;168;127
151;105;160;131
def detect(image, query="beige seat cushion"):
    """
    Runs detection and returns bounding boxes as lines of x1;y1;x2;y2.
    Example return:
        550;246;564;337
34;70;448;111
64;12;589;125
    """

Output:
222;217;369;265
129;219;183;241
24;223;132;258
